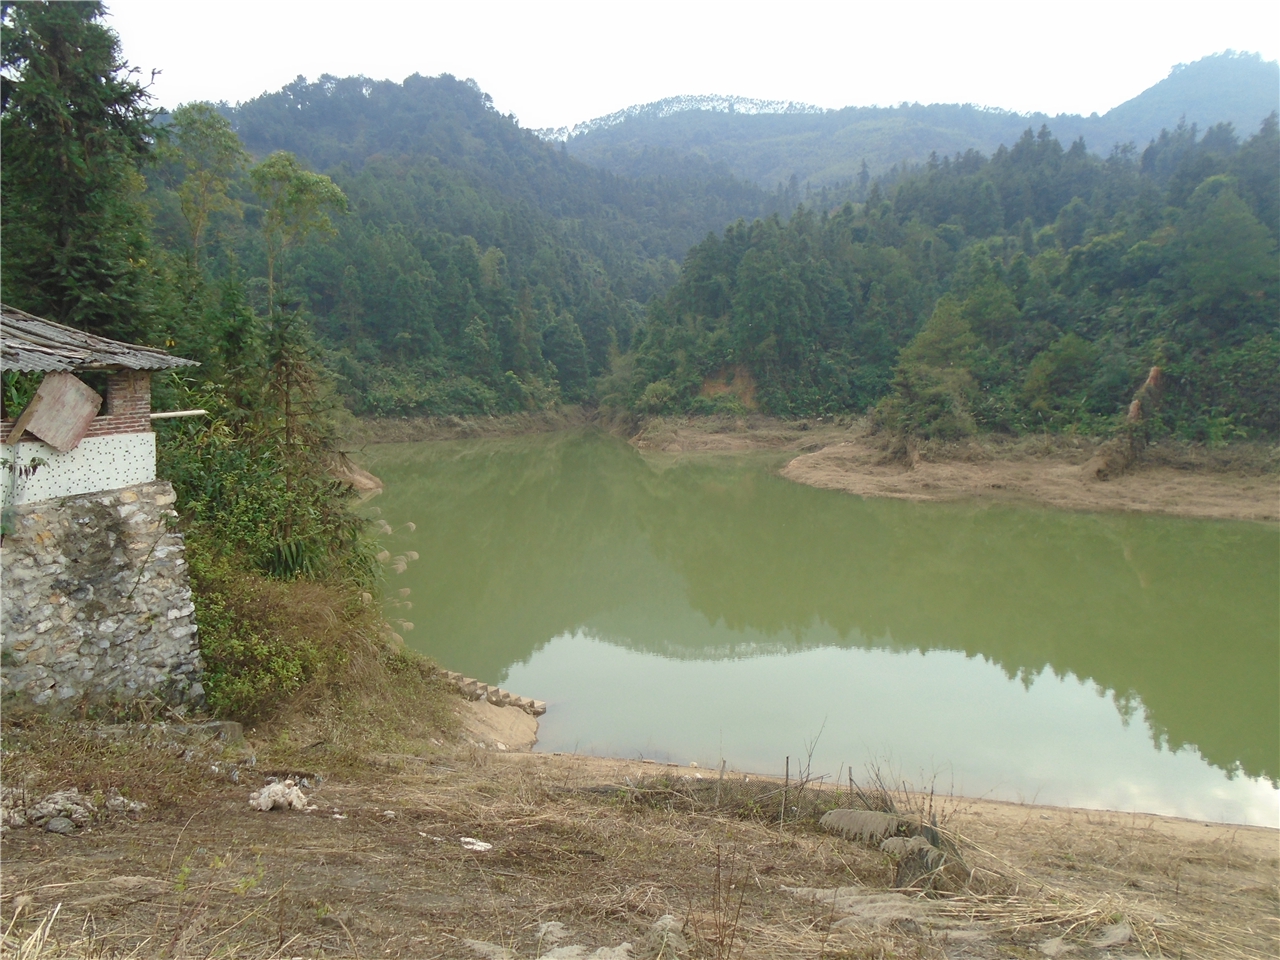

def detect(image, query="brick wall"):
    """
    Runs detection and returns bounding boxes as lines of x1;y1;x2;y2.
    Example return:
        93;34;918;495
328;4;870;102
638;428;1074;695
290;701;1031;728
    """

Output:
0;370;152;443
106;370;151;416
83;413;151;437
0;413;151;442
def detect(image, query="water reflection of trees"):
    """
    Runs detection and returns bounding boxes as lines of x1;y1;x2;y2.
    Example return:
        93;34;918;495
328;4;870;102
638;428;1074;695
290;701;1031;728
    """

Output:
371;431;1279;784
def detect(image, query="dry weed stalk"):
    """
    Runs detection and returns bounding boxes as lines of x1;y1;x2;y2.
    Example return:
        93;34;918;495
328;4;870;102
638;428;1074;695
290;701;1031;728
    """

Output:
705;846;745;960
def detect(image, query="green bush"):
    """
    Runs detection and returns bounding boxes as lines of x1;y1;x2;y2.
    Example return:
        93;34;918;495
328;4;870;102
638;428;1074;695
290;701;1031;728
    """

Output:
187;548;329;720
876;297;979;438
689;393;748;416
195;588;320;719
638;379;678;413
156;381;377;584
1021;333;1101;426
1160;334;1280;441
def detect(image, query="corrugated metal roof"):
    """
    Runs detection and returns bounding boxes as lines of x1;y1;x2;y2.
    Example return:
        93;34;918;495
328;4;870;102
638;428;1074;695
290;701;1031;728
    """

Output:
0;304;198;372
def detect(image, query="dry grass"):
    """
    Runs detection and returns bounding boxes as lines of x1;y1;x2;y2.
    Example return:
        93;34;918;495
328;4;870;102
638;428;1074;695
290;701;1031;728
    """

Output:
4;740;1274;959
254;637;458;778
0;716;230;814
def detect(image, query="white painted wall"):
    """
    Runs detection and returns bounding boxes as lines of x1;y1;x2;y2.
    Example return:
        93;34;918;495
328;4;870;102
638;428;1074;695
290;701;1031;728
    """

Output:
1;433;156;508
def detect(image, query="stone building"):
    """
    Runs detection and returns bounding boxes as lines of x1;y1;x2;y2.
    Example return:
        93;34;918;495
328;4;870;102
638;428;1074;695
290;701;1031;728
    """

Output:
1;305;205;709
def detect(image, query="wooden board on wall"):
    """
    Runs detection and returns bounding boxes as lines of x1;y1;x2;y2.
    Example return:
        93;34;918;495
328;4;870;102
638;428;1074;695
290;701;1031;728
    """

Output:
4;372;103;452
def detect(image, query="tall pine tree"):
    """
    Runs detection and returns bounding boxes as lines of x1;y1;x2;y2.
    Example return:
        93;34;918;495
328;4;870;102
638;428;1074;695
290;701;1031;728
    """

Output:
1;1;157;338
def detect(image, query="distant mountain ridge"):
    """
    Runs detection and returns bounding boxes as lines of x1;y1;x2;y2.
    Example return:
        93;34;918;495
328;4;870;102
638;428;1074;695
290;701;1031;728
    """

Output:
535;94;827;142
560;52;1280;190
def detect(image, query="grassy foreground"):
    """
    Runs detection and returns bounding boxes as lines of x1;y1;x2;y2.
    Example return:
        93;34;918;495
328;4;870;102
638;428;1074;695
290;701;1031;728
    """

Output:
1;700;1276;959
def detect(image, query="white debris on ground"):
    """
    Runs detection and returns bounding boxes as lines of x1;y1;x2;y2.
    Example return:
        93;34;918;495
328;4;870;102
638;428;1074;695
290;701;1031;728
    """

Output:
1089;922;1133;948
462;917;689;959
818;808;904;842
643;915;687;957
0;786;145;833
466;925;636;959
103;791;148;816
537;921;568;946
460;836;492;852
247;779;315;812
783;885;931;927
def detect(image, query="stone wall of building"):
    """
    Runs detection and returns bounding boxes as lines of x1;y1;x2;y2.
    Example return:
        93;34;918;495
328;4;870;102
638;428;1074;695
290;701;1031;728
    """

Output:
1;481;203;709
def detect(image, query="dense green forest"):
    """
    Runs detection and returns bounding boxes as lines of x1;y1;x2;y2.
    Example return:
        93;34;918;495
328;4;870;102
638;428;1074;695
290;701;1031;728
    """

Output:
199;73;803;413
612;118;1279;440
562;54;1280;195
3;1;1278;452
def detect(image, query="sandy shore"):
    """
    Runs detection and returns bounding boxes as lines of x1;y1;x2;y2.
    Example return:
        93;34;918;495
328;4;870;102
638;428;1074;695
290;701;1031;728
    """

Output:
784;436;1280;523
629;416;1280;523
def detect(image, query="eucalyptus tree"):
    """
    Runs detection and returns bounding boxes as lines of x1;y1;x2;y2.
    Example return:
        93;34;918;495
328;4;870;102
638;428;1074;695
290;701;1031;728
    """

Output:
248;151;347;314
163;102;250;266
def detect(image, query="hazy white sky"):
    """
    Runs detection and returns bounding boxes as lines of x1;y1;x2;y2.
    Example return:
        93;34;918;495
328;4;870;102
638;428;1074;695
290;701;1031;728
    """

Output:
106;0;1280;131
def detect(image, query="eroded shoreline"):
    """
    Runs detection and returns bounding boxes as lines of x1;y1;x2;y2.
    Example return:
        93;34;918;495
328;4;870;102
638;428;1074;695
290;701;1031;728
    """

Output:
349;411;1279;523
627;416;1280;524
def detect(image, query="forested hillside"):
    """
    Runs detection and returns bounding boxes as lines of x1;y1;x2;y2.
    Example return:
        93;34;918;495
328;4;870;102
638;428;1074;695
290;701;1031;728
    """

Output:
562;53;1280;195
3;1;1277;443
610;117;1279;442
203;75;794;413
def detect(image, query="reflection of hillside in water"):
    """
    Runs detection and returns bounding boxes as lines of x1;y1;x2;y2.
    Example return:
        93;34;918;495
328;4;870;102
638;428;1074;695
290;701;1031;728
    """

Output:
368;431;1280;785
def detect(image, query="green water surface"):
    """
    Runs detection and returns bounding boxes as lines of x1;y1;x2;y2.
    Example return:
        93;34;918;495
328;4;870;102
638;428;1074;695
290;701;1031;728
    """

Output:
362;431;1280;826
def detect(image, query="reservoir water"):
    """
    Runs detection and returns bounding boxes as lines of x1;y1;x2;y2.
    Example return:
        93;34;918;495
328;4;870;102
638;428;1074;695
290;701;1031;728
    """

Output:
361;431;1279;826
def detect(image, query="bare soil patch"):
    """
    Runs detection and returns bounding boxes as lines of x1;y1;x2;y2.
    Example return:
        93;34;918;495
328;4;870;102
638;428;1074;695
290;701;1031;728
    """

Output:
784;436;1278;524
628;415;1279;523
340;408;594;446
459;700;539;753
2;711;1276;959
629;414;855;456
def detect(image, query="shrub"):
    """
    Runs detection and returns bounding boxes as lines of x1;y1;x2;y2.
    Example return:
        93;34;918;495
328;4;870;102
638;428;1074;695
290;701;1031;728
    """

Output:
1160;334;1280;441
1021;333;1101;426
188;546;338;720
156;380;378;584
638;379;678;413
689;393;748;416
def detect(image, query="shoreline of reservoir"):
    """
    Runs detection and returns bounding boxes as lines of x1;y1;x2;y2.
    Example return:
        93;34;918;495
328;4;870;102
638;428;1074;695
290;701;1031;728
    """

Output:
347;410;1279;524
631;415;1280;524
360;416;1277;823
458;693;1279;829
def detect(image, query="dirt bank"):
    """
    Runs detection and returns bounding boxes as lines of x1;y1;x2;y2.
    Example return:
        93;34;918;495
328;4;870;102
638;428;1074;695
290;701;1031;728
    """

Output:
1;711;1275;960
630;416;1280;523
458;698;539;753
785;436;1279;523
344;410;1278;523
341;407;595;446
